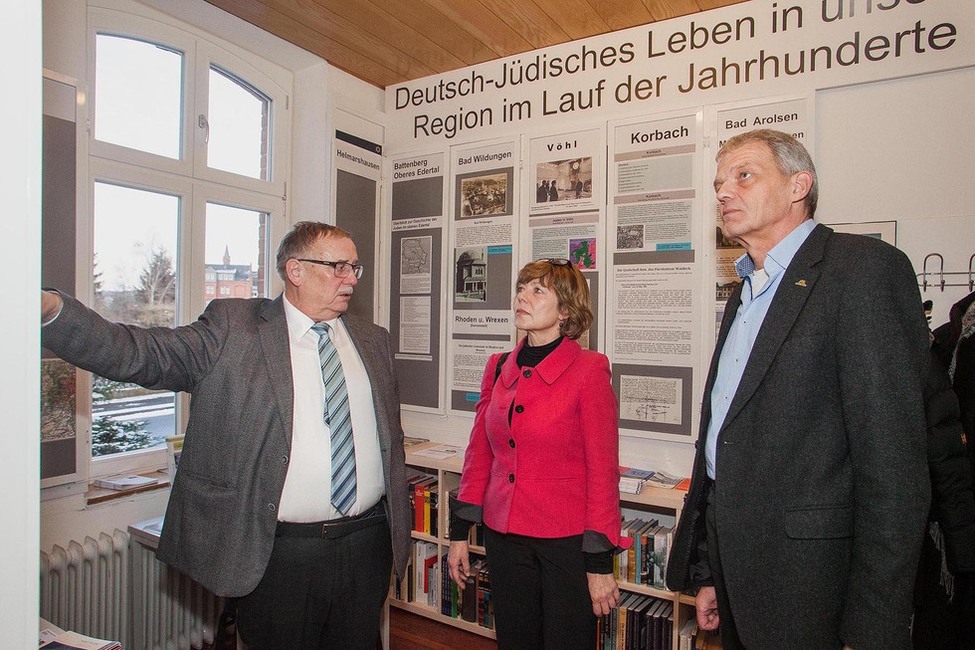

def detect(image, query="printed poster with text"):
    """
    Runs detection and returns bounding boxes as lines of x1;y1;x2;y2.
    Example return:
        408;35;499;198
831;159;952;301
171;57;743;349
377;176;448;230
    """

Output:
390;152;446;411
608;113;702;440
526;128;604;350
448;140;517;413
712;97;812;335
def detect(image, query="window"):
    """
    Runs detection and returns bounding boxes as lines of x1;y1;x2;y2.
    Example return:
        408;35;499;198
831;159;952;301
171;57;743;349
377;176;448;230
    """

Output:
70;7;291;479
206;66;270;180
94;34;182;159
91;182;179;457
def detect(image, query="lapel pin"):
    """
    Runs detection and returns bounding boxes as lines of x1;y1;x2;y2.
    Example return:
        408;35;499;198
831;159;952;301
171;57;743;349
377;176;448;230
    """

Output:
795;279;807;287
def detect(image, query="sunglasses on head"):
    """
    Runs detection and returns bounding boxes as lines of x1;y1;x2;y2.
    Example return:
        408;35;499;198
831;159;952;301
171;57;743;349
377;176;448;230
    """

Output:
537;258;573;268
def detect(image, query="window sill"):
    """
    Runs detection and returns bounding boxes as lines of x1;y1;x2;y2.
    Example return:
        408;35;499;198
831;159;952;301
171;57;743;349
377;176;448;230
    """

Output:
86;470;171;506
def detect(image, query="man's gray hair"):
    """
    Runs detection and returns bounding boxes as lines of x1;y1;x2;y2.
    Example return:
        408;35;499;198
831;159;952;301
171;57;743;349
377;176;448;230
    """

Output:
718;129;818;218
275;221;353;281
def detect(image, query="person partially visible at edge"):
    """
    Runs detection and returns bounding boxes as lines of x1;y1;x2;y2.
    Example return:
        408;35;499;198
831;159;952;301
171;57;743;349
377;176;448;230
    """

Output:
446;258;631;649
946;299;975;462
41;221;411;649
665;129;930;649
912;315;975;649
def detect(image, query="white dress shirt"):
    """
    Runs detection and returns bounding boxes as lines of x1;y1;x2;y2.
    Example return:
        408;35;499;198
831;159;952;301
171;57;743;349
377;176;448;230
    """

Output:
277;295;385;521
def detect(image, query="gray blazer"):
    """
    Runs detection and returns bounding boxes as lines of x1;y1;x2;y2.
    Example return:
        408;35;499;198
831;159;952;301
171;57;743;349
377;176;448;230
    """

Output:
43;294;412;597
666;224;930;649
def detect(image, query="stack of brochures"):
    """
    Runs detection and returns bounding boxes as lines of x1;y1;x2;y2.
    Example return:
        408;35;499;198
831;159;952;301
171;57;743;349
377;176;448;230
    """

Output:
619;467;654;494
645;470;683;490
39;618;121;649
93;474;159;490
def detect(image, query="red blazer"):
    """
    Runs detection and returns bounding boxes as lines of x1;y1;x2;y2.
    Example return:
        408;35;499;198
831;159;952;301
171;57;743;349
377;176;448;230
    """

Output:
457;337;630;549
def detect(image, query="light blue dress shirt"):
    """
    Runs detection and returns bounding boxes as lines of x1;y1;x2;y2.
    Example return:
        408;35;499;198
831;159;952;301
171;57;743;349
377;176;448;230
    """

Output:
705;219;816;479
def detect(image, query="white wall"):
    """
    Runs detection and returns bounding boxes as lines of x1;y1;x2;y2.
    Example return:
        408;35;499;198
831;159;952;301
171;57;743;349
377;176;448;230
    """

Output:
816;66;975;327
2;1;41;646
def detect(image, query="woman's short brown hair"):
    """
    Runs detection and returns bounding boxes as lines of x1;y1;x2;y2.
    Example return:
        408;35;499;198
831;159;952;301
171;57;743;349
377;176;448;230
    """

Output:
516;260;592;340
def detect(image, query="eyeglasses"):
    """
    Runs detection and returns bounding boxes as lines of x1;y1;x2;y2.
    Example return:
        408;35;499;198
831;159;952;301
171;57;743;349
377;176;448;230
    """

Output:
296;259;364;279
538;258;573;268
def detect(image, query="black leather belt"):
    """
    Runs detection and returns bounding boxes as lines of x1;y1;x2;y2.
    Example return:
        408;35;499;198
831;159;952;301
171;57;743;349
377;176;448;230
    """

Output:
276;502;386;539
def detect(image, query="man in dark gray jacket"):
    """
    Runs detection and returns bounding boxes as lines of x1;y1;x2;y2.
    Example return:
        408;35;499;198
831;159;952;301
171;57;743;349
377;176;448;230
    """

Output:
42;222;411;649
666;130;930;649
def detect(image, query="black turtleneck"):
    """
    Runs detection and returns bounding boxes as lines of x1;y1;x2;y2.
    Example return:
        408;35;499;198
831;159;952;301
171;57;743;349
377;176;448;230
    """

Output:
517;335;563;368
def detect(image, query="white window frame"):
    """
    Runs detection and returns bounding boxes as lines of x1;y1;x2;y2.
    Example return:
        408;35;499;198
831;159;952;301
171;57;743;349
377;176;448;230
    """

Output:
87;8;197;178
87;8;291;194
193;41;290;195
86;159;194;478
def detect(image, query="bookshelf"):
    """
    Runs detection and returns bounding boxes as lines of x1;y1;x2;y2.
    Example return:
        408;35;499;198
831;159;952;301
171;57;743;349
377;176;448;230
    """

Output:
391;441;694;647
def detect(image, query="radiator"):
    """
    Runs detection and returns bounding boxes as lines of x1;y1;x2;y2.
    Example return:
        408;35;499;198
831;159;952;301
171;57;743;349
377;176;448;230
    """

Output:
40;530;224;650
40;529;129;644
129;537;223;650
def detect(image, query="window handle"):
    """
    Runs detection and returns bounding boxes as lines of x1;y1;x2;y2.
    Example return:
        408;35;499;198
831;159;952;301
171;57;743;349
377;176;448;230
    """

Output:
198;114;209;143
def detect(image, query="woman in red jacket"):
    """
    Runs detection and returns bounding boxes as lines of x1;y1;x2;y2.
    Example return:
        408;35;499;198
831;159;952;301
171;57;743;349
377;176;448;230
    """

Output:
447;258;630;649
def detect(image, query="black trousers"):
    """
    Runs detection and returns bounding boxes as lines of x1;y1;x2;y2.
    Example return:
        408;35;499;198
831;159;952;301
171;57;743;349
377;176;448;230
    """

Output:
484;527;595;650
235;511;392;649
705;484;745;650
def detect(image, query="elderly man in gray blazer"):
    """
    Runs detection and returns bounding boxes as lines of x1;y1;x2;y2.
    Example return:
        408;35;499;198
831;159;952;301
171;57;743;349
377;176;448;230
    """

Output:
666;130;930;649
42;222;411;649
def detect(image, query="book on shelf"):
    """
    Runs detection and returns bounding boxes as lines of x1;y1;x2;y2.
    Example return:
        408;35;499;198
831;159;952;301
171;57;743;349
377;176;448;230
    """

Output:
424;551;439;607
93;474;159;490
418;483;437;534
626;521;641;583
403;435;430;448
674;477;692;492
632;595;657;650
617;518;635;580
652;526;674;589
617;592;639;650
696;628;723;649
604;599;617;650
395;551;414;601
439;554;453;617
428;557;440;607
647;599;667;650
428;484;439;537
461;558;485;622
677;618;697;650
664;603;675;650
634;519;656;584
641;523;661;586
412;541;438;605
476;564;493;629
410;475;437;532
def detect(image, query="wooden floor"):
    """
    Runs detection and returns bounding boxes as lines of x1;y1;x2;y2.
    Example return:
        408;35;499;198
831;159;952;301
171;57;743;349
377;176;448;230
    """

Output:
388;606;498;650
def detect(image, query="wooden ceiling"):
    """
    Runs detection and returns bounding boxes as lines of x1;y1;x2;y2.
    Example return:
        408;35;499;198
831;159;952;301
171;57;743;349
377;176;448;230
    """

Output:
206;0;748;89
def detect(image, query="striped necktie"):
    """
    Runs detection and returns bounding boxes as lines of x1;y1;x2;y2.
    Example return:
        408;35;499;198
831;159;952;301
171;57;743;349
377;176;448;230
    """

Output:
311;322;356;515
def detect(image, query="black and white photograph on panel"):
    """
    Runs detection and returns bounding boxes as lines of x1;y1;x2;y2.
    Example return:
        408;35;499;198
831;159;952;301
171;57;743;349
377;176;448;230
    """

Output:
454;247;488;303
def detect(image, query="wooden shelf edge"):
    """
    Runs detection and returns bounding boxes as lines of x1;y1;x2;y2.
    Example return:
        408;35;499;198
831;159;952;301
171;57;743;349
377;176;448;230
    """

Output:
389;599;497;639
617;581;679;600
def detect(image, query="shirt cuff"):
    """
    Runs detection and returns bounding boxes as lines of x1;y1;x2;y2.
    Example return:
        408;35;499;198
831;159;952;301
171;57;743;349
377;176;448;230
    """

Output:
585;550;615;574
41;289;64;326
448;493;482;541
